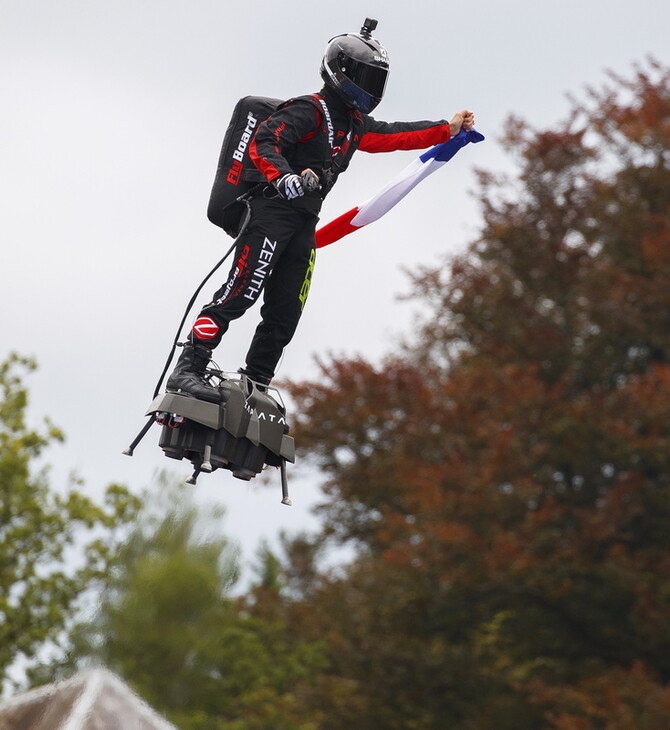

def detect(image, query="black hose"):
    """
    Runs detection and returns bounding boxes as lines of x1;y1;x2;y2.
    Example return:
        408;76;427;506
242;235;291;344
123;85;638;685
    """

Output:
152;195;257;398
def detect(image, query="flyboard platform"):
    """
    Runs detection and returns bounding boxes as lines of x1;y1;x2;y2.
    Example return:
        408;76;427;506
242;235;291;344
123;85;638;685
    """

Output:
124;373;295;505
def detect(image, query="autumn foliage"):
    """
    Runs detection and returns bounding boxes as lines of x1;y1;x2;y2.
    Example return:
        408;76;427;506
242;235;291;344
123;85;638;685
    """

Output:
35;59;670;730
276;59;670;728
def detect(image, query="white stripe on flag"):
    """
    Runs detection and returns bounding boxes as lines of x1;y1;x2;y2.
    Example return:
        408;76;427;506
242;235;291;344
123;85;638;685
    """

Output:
351;157;444;227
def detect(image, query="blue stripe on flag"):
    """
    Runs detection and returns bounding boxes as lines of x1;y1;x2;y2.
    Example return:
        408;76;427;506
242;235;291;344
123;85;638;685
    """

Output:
419;128;485;163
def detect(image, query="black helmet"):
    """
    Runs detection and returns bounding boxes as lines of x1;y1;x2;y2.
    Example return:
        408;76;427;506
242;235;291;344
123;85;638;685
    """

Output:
320;18;389;114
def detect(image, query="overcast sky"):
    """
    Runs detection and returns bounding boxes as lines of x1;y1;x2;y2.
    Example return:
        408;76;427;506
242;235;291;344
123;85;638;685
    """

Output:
3;0;669;572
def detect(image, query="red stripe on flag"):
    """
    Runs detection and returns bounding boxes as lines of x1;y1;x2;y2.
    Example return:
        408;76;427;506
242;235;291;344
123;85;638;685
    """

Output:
315;207;361;249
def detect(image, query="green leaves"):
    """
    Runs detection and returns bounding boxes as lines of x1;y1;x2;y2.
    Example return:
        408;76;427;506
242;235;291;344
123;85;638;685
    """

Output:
0;353;140;692
58;483;327;730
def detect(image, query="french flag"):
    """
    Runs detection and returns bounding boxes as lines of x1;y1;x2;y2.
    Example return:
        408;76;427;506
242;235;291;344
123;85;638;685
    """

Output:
315;128;485;248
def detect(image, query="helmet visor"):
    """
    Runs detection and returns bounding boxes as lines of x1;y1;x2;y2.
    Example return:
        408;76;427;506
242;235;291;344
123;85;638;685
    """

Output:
342;58;388;99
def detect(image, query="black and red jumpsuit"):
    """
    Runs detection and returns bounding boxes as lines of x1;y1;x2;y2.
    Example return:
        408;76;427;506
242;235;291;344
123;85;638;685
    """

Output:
190;86;452;384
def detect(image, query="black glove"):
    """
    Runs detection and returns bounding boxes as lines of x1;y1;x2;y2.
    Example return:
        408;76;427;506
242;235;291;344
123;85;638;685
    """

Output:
300;168;321;193
274;173;304;200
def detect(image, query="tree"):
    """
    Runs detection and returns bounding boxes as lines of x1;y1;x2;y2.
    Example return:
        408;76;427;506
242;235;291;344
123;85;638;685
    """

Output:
62;481;327;730
0;352;141;692
282;58;670;727
31;58;670;729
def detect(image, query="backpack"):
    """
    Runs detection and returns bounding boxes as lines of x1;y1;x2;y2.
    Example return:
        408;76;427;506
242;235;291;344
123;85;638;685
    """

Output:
207;94;363;238
207;96;283;237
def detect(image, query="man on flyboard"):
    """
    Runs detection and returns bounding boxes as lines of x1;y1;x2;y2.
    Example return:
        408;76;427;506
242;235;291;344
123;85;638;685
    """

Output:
167;18;475;402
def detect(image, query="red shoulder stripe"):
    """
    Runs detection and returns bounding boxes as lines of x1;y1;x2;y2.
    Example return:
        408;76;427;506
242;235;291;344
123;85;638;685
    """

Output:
298;99;323;143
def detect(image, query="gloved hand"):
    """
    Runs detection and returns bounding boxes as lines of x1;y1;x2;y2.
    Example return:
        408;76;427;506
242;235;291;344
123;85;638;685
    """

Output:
274;173;304;200
300;168;321;193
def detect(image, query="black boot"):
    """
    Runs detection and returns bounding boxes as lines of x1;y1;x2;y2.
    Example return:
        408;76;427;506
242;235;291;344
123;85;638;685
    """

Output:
166;343;221;403
238;368;271;393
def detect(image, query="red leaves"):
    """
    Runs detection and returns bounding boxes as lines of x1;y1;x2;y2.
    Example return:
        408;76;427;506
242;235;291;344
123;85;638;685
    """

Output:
528;661;670;729
276;58;670;727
